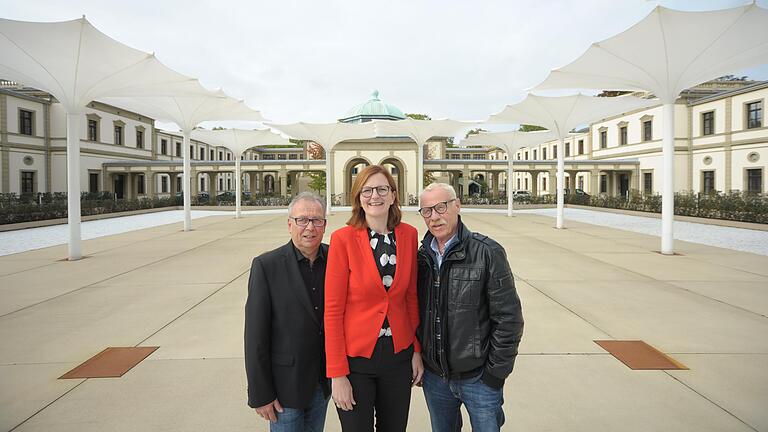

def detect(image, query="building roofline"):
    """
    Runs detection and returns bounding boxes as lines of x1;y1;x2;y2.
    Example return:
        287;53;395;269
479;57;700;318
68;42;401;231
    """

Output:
689;80;768;106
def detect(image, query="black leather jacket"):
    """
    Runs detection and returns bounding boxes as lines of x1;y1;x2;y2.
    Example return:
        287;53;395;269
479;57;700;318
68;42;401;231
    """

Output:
417;217;524;389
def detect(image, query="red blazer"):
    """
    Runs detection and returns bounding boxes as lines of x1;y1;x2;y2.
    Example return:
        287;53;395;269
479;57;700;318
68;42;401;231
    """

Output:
325;222;421;378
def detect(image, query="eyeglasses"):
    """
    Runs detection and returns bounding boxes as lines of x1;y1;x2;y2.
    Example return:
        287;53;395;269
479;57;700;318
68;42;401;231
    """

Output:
289;217;327;228
360;185;391;198
418;199;456;218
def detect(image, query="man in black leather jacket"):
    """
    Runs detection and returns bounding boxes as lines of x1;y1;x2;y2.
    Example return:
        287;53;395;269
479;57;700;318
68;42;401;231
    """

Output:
416;183;523;432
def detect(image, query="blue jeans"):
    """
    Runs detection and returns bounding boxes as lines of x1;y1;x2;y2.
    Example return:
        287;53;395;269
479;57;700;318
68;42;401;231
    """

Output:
270;384;329;432
422;369;505;432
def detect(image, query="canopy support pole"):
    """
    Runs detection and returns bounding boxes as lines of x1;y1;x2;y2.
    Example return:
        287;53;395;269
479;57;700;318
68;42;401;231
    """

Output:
325;148;332;215
556;137;565;229
182;130;192;231
661;103;675;255
417;141;424;199
507;160;514;217
66;113;82;261
235;156;242;218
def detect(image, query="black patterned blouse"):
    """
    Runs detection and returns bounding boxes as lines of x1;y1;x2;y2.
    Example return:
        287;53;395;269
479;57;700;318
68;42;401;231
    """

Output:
368;228;396;329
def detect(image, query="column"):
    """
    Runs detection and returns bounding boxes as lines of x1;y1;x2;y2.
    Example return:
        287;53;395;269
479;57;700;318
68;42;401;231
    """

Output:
632;167;641;193
590;169;600;195
258;172;264;194
278;170;287;197
209;172;218;200
547;169;557;195
462;169;470;197
531;171;540;197
567;171;578;194
191;169;199;196
249;172;257;195
145;171;156;198
491;172;499;199
170;173;178;195
125;173;134;200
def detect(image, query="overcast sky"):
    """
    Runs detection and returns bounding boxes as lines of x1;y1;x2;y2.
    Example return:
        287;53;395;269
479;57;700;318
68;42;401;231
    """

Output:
2;0;766;128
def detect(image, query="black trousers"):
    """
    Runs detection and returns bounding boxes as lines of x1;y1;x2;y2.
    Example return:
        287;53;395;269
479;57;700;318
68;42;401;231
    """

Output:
337;337;413;432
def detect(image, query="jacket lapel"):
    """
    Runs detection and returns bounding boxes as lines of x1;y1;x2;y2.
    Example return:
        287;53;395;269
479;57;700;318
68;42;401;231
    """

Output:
280;241;321;328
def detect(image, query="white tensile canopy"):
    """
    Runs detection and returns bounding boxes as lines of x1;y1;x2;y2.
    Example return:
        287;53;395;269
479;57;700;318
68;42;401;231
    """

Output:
533;4;768;254
461;130;559;216
373;118;477;193
99;90;266;230
264;122;377;213
190;128;289;218
0;16;213;260
487;93;656;229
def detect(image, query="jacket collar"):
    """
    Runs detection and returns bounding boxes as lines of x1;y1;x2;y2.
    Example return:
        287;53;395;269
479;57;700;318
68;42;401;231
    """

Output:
420;215;470;252
355;224;405;294
279;240;324;328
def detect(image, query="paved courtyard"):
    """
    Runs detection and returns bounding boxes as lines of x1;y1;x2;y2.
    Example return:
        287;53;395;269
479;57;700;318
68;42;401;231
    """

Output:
1;211;766;431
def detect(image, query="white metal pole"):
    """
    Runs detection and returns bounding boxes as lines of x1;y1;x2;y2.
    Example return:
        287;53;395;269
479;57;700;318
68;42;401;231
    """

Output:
556;137;565;229
235;155;242;218
507;158;514;217
66;113;82;261
417;141;424;195
325;145;332;214
182;130;192;231
661;103;675;255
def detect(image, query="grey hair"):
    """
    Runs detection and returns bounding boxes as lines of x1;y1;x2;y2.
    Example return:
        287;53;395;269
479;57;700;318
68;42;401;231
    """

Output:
288;192;326;214
420;182;457;203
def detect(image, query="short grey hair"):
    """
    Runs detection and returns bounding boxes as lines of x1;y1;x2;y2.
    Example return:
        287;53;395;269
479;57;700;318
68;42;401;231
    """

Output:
420;182;457;203
288;192;326;214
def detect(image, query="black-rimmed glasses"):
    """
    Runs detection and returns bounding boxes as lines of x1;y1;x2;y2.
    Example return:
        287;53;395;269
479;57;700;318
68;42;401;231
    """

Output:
361;185;391;198
289;217;327;228
418;199;456;218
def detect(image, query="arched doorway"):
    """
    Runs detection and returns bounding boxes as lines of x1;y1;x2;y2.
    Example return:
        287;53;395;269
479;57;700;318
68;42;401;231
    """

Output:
264;174;275;195
380;157;406;205
344;157;371;205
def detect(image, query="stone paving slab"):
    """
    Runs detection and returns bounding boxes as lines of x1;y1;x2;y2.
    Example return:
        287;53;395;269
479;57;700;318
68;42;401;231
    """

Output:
1;211;766;431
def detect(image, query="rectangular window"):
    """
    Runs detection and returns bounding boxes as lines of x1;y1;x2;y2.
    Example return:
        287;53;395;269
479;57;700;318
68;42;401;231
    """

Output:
219;179;223;190
600;174;607;193
161;176;168;193
473;154;485;160
218;151;223;160
289;153;298;160
21;171;35;194
138;174;146;195
136;130;144;149
643;172;653;194
517;179;521;189
702;171;715;194
578;177;584;190
200;177;205;191
190;146;194;159
533;150;537;160
227;153;231;160
450;154;460;160
747;168;763;193
542;148;547;160
176;176;182;192
89;172;99;193
643;120;652;141
88;119;98;141
553;145;557;158
600;131;607;149
278;153;287;160
176;142;181;156
114;126;123;145
161;139;168;155
524;151;529;160
19;109;34;135
565;142;570;157
210;149;215;160
702;111;715;136
746;101;763;129
462;154;471;159
200;148;205;160
263;154;275;160
619;126;628;146
524;178;528;190
578;140;584;155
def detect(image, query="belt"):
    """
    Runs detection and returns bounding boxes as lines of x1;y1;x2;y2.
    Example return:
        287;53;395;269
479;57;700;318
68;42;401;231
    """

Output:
378;327;392;337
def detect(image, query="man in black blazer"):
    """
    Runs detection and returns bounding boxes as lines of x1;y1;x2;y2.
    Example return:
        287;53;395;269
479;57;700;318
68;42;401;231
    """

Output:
245;192;330;431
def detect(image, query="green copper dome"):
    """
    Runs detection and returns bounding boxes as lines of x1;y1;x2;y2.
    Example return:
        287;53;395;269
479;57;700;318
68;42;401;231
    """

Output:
339;90;406;123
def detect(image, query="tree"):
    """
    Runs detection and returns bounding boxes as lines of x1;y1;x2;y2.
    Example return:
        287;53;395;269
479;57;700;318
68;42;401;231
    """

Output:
595;90;633;98
518;124;546;132
308;171;326;193
465;128;487;138
306;142;324;159
405;113;431;120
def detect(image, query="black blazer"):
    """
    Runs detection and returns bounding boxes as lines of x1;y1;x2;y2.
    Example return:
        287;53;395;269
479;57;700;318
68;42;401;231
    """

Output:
244;240;330;409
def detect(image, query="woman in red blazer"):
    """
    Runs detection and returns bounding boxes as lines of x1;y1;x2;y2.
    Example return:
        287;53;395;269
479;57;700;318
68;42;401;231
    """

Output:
325;164;422;432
